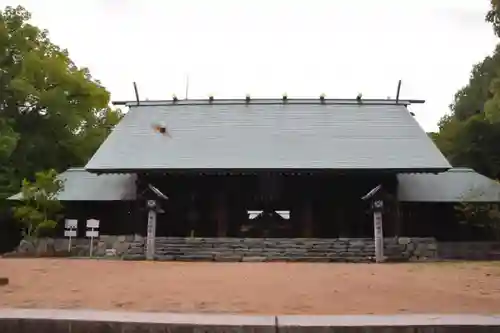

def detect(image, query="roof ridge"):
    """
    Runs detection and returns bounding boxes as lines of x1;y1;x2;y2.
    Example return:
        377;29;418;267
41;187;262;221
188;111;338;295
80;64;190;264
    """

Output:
113;98;425;107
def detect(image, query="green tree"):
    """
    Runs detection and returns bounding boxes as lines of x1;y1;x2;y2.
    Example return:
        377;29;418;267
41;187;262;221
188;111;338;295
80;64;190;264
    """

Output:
487;0;500;38
448;45;500;121
13;169;64;240
0;5;122;198
432;6;500;179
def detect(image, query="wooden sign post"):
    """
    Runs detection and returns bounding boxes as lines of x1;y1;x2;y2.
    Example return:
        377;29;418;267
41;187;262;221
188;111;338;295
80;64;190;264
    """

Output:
146;200;157;260
362;185;385;263
372;199;384;263
64;219;78;252
86;219;100;258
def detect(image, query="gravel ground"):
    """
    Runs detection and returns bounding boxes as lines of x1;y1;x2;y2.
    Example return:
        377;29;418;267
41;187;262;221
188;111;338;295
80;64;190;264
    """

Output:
1;259;500;314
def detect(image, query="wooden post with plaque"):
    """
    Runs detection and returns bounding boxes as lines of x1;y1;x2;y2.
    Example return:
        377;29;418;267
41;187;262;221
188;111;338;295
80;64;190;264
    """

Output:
362;185;385;263
146;200;158;260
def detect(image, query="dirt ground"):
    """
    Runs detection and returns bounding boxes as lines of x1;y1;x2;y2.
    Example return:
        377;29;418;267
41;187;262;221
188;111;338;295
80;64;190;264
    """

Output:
0;259;500;315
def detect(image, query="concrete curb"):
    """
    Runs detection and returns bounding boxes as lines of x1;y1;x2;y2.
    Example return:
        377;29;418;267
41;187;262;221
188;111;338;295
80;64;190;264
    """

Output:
1;309;500;332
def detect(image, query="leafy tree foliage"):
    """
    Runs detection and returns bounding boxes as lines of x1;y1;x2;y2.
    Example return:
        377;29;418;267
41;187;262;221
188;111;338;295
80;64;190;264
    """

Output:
432;2;500;236
432;27;500;179
455;202;500;240
487;0;500;38
0;6;122;198
12;169;64;239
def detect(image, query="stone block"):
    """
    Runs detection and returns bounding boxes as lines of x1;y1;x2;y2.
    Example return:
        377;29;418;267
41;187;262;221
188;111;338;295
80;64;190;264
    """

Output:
53;239;69;252
247;248;265;253
112;241;131;255
154;255;175;261
214;255;242;262
292;257;331;263
175;254;214;261
127;247;144;255
427;242;438;250
346;241;364;248
99;235;114;248
133;234;144;242
266;256;289;262
105;249;117;257
328;257;347;263
242;256;267;262
284;249;307;254
74;246;88;257
405;242;415;252
398;237;411;245
94;243;106;257
307;248;329;254
123;254;146;261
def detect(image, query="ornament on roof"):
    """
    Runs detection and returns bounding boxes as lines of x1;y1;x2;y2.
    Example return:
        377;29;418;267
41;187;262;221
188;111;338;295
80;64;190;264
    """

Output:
356;93;363;103
152;121;171;137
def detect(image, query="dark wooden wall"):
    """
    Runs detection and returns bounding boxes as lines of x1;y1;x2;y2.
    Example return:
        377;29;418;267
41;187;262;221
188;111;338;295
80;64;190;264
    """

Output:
136;172;400;238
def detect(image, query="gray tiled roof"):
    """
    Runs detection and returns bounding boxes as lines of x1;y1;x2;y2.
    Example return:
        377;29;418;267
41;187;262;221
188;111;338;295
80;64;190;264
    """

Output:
85;100;451;172
398;168;500;202
8;168;136;201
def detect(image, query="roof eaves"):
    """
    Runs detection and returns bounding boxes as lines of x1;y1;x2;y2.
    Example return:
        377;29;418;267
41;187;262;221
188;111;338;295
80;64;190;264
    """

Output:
86;167;450;175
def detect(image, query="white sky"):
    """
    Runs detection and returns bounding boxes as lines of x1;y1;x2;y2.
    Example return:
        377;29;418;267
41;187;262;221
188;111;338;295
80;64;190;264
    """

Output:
2;0;498;131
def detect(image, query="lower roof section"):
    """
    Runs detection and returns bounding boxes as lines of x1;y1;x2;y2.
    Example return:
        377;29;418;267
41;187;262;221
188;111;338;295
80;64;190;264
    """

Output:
8;167;500;203
8;168;137;201
398;168;500;203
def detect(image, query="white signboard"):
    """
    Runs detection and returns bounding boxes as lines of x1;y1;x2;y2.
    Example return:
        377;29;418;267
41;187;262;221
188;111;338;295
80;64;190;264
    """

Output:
65;219;78;229
64;219;78;252
64;230;77;237
86;219;100;257
86;230;99;238
86;219;100;228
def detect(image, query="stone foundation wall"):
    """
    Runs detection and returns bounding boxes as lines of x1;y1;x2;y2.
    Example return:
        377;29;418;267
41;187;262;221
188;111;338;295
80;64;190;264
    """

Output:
438;242;500;260
148;237;438;262
3;236;438;262
3;235;143;258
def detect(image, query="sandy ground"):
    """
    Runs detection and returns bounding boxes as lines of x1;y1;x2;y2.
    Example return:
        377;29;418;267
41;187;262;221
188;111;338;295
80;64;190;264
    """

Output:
0;259;500;315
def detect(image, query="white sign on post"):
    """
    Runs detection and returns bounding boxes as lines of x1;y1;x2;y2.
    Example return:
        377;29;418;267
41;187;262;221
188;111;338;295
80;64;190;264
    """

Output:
64;219;78;252
86;219;100;257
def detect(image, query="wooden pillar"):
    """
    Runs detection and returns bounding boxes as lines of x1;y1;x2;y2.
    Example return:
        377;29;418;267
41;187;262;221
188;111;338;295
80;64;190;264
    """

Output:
302;200;313;238
214;193;228;237
394;200;402;237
